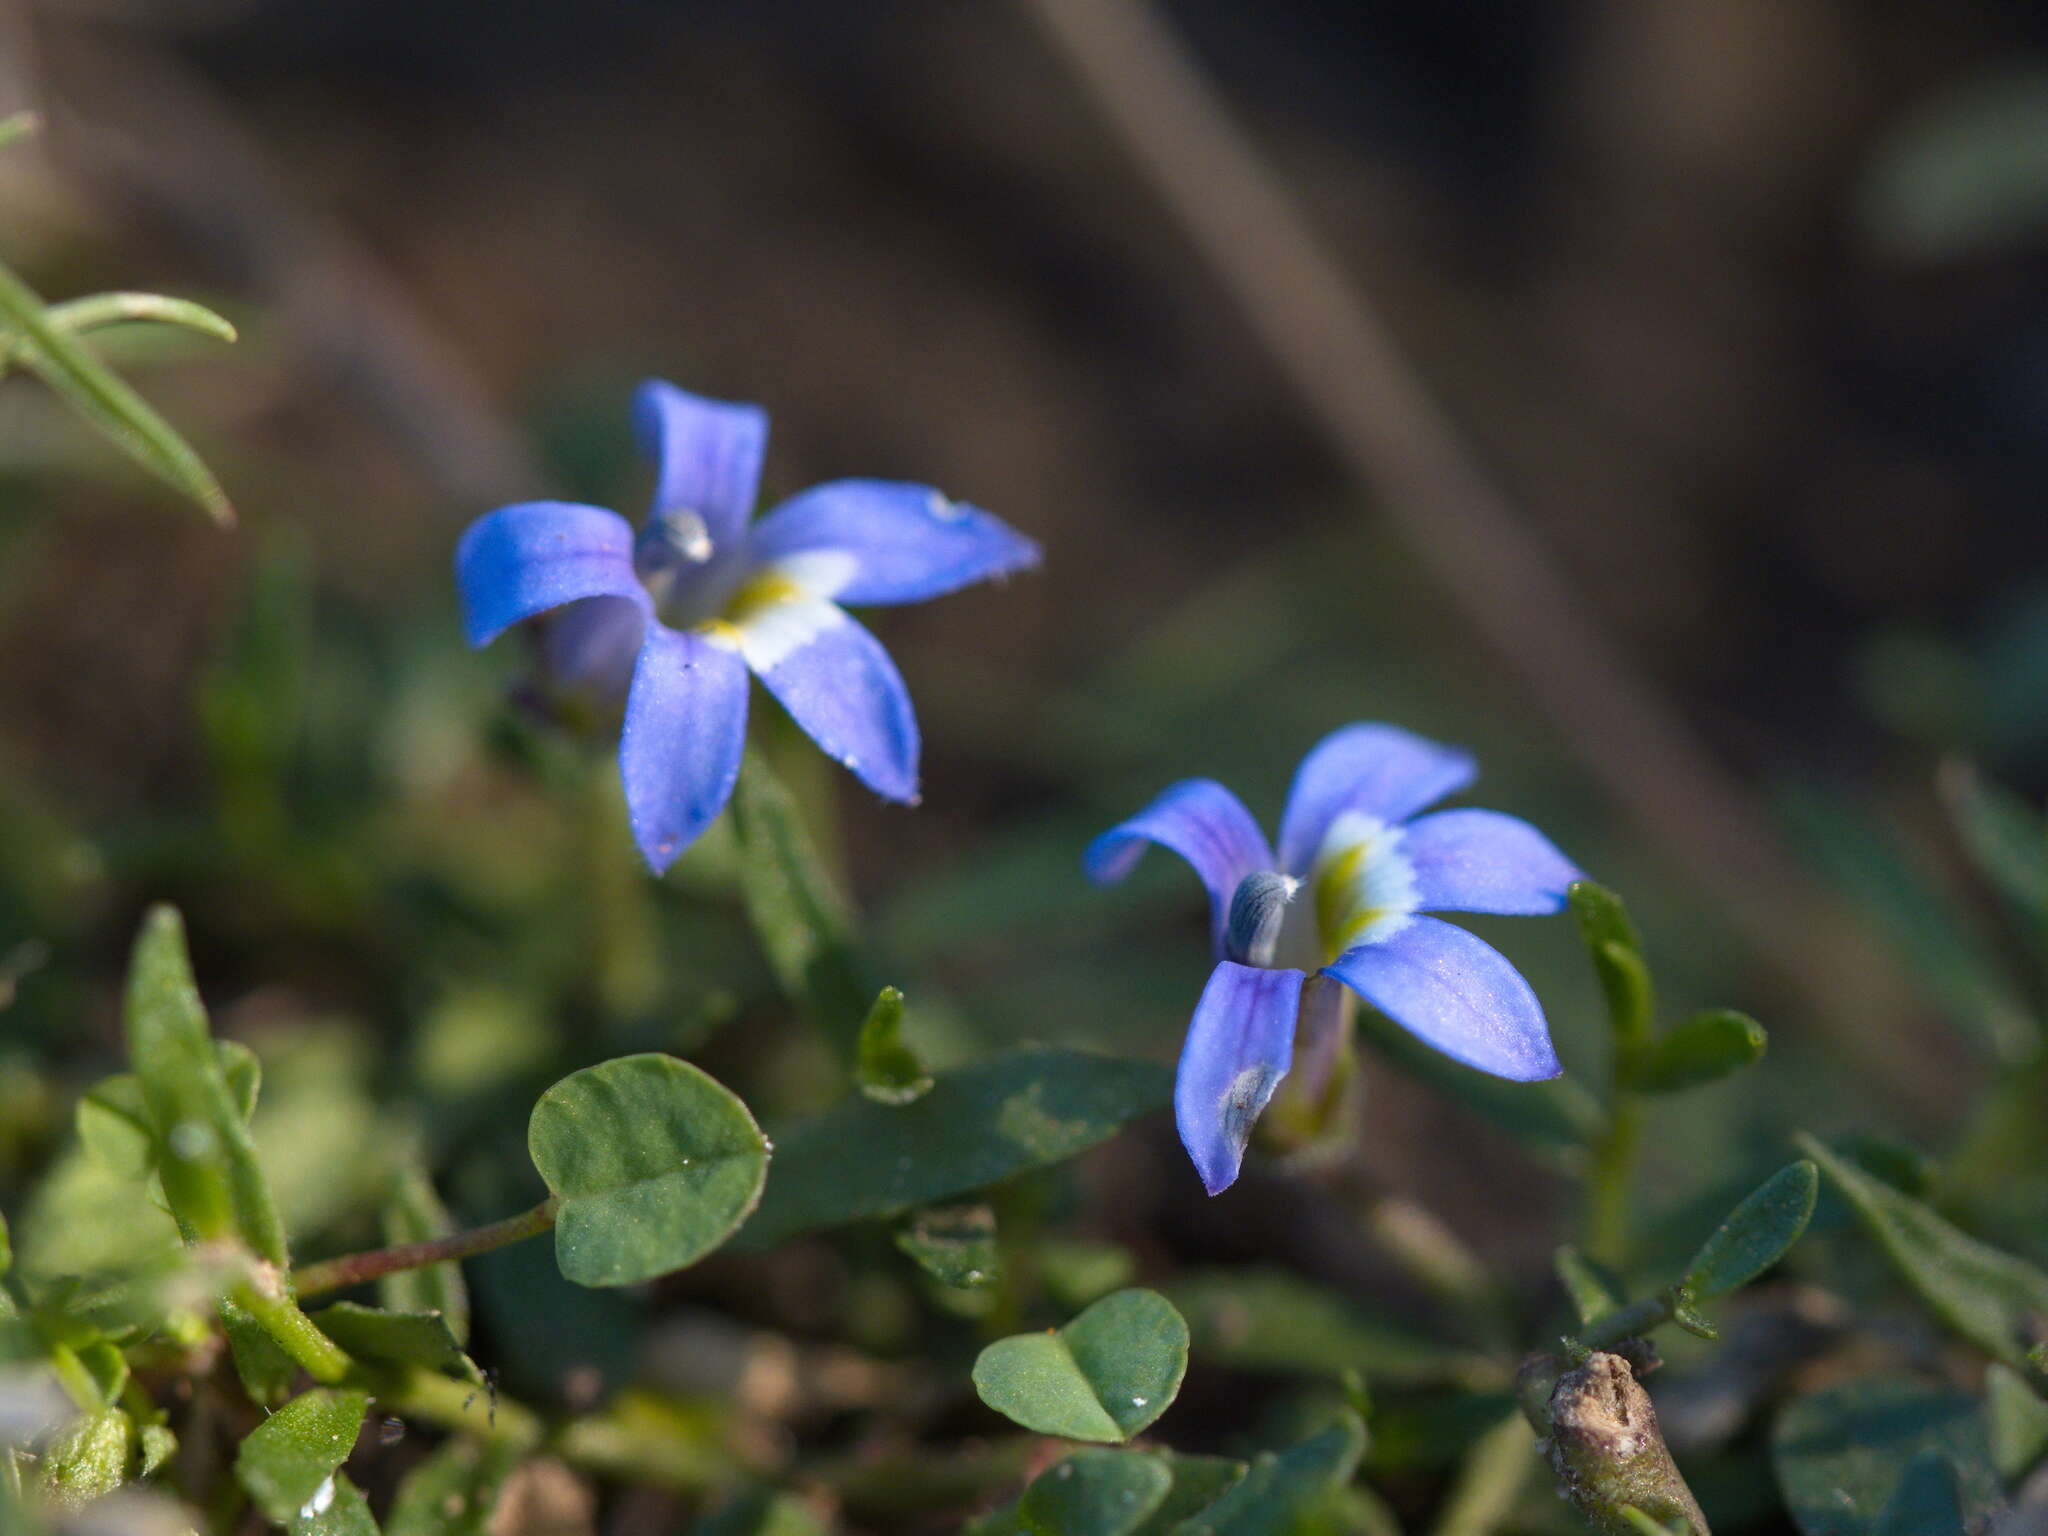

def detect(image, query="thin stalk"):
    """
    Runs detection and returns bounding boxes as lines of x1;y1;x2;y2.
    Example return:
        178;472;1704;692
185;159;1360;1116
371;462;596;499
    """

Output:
1583;1090;1642;1268
292;1199;557;1298
233;1283;352;1384
1572;1294;1676;1356
376;1368;544;1453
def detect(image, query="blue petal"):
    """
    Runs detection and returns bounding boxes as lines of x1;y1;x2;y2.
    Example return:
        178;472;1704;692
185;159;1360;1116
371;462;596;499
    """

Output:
1404;809;1581;915
1084;780;1276;954
618;622;750;873
543;595;646;697
1324;915;1560;1081
455;501;644;648
736;599;920;802
1276;724;1477;874
1175;961;1305;1195
745;480;1040;604
631;380;769;561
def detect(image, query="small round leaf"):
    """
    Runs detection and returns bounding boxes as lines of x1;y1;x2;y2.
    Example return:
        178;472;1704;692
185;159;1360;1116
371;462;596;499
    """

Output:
530;1054;768;1288
972;1288;1189;1443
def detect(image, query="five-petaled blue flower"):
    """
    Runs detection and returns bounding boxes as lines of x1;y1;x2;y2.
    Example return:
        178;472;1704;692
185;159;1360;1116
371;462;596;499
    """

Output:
456;380;1039;872
1087;724;1581;1195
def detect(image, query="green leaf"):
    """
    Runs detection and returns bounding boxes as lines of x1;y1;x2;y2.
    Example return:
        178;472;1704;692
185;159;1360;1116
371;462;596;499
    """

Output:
1986;1362;2048;1480
1682;1160;1818;1299
1799;1132;2048;1372
32;291;238;350
728;752;871;1056
0;259;233;524
138;1425;176;1478
296;1473;380;1536
77;1041;261;1178
235;1387;369;1525
1635;1010;1768;1094
36;1408;131;1510
856;987;933;1105
529;1054;769;1287
1017;1450;1172;1536
223;1295;302;1406
1170;1409;1366;1535
972;1289;1190;1443
378;1164;469;1345
1130;1453;1246;1536
1570;881;1654;1051
1874;1447;1964;1536
1940;761;2047;927
738;1048;1170;1249
1554;1245;1627;1325
387;1438;518;1536
308;1303;479;1382
122;906;287;1264
1773;1377;2001;1536
894;1203;1000;1289
1167;1268;1483;1387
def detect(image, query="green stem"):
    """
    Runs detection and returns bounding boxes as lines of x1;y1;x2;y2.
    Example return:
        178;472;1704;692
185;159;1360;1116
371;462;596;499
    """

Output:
1572;1294;1676;1356
1584;1088;1642;1268
292;1199;557;1298
234;1283;352;1384
376;1368;544;1452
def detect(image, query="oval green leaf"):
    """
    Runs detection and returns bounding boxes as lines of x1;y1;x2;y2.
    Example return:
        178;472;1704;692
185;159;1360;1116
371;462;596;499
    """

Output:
530;1054;769;1288
973;1289;1189;1443
1636;1010;1768;1094
1682;1160;1818;1300
235;1387;368;1525
1178;1409;1367;1534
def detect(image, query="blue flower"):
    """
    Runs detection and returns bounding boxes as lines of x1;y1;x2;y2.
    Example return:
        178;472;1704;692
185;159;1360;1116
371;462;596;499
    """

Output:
457;380;1039;871
1086;724;1580;1195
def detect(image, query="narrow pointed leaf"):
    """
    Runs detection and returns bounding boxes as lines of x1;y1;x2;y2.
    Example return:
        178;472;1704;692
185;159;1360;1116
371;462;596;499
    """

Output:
1682;1161;1818;1299
0;260;233;524
530;1054;769;1287
1018;1450;1172;1536
308;1303;479;1382
972;1289;1189;1443
856;986;932;1104
1800;1132;2048;1372
35;291;238;348
77;1041;260;1178
123;906;286;1265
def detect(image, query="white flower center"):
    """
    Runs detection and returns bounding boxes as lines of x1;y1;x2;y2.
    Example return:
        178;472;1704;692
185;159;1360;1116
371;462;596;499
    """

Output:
1310;811;1418;959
